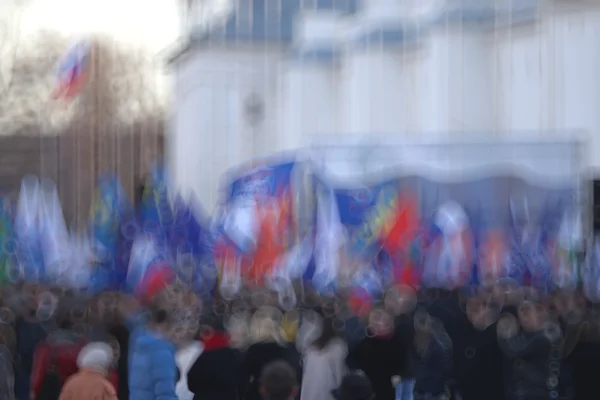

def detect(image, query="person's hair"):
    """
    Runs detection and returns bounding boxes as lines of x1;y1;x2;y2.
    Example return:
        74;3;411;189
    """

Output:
196;313;226;339
312;317;339;350
250;309;284;345
58;317;74;330
148;302;169;325
77;342;114;373
260;360;297;400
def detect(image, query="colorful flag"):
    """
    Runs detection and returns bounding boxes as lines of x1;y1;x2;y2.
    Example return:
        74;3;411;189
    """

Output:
52;41;91;101
140;164;174;239
0;197;14;285
14;175;44;282
126;233;173;297
217;161;297;288
38;179;70;283
313;185;344;293
89;176;132;290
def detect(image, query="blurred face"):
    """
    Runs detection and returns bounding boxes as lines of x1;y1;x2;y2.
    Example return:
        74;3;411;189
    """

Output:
553;291;586;324
368;309;393;336
384;285;417;316
466;298;484;321
518;301;548;332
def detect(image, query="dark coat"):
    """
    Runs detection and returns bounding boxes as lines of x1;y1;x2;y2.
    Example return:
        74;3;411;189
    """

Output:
187;332;244;400
108;324;130;400
346;330;409;400
498;331;554;400
413;330;453;397
452;320;505;400
569;340;600;400
243;342;301;400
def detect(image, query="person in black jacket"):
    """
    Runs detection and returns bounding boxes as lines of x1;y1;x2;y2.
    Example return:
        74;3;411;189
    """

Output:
412;311;453;400
346;307;408;400
187;314;244;400
452;295;505;400
244;308;301;400
497;300;559;400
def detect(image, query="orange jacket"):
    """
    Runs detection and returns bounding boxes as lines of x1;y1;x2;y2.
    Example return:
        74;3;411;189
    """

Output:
59;369;117;400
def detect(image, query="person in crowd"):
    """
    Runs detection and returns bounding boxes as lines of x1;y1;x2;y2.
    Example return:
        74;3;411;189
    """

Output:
107;320;129;400
260;360;298;400
331;371;374;400
30;318;86;400
244;307;301;400
58;342;117;400
412;311;453;400
551;290;591;400
126;298;178;400
14;300;47;400
186;314;244;400
0;342;15;400
497;299;558;400
346;307;407;400
384;285;418;400
281;312;303;400
300;316;347;400
451;294;504;400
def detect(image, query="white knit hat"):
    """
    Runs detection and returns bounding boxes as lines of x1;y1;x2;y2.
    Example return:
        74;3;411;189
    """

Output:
77;342;114;372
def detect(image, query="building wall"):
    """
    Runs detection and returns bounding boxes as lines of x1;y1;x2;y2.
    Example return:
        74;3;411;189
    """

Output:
172;47;284;210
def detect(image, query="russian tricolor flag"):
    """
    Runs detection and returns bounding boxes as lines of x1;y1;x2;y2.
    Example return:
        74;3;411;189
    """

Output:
53;41;91;101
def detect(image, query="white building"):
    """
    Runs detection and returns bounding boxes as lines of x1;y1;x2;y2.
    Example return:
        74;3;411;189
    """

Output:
168;0;596;212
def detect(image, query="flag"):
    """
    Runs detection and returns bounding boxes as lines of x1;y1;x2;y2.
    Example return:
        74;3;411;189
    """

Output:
14;175;44;282
169;194;209;292
38;179;70;283
0;197;15;285
219;161;297;288
52;41;91;101
140;164;174;239
313;186;344;294
89;176;131;290
478;231;510;287
380;194;419;255
126;233;173;297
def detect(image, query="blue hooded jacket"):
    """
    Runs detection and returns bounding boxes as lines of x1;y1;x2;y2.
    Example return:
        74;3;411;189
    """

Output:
127;314;178;400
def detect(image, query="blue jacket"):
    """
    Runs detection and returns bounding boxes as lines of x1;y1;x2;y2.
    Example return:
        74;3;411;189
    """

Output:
127;314;178;400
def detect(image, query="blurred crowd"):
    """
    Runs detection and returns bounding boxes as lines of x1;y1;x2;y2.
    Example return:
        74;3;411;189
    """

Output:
0;280;598;400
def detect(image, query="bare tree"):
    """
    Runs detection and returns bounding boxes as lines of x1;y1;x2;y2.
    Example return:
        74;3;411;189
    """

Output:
0;22;167;225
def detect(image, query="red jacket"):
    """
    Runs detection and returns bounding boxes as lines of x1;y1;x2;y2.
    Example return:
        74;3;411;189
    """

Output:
31;336;119;398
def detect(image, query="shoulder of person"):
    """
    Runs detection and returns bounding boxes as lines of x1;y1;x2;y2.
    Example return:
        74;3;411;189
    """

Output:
102;379;117;399
330;338;348;355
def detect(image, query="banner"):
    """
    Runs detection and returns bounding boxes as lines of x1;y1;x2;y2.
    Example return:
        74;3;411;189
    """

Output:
217;160;297;289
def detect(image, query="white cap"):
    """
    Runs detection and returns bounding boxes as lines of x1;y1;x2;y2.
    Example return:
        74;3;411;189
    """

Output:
77;342;114;372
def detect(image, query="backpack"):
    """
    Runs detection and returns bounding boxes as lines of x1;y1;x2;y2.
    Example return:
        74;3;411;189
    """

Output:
37;348;62;400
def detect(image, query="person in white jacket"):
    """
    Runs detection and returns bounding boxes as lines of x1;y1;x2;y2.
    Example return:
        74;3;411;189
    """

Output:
300;316;347;400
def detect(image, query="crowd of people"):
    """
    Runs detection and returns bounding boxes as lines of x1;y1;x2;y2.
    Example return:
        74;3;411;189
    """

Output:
0;280;599;400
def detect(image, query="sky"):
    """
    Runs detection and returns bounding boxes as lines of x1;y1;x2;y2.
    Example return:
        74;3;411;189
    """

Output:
17;0;182;53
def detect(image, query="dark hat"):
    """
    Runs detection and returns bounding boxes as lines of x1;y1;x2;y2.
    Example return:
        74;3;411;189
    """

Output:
332;372;374;400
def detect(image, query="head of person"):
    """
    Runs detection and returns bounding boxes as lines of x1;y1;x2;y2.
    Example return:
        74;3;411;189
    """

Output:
367;307;394;337
77;342;114;374
197;313;231;350
312;316;339;350
250;306;284;345
518;300;548;333
332;371;374;400
148;299;171;331
227;311;251;349
260;360;298;400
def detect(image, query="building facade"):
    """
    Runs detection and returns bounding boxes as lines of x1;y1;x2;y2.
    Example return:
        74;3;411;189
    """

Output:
169;0;596;212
